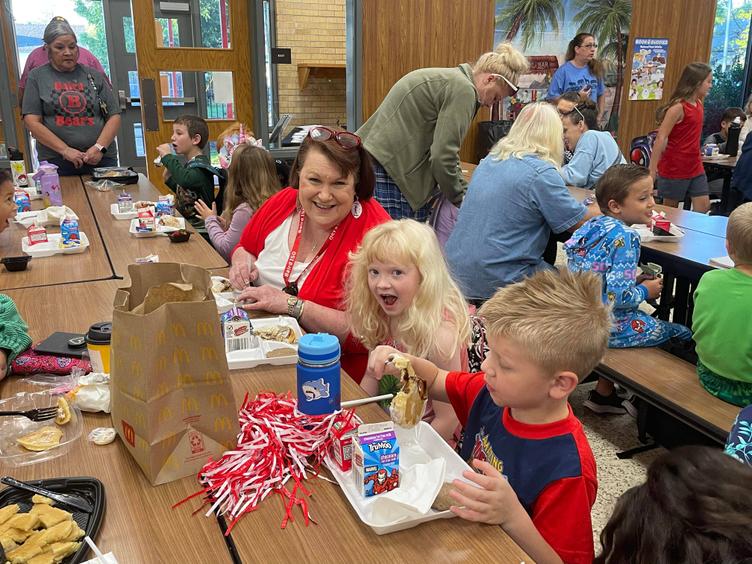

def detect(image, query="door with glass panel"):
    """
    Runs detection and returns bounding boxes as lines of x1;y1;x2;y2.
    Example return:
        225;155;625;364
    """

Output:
129;0;252;188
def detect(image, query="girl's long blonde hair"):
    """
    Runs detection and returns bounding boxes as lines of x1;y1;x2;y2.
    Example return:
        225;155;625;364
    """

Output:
489;102;563;167
222;144;280;222
346;220;470;361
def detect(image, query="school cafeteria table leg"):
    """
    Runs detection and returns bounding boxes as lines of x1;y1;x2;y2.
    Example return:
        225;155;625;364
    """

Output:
720;173;732;215
671;277;691;326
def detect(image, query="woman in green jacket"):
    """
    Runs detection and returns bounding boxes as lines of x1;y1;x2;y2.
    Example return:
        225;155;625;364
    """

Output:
357;42;528;220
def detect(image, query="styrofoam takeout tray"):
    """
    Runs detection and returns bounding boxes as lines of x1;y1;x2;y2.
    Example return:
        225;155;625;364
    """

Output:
21;232;90;258
635;224;685;242
325;422;472;535
128;216;185;237
110;202;138;220
225;315;302;370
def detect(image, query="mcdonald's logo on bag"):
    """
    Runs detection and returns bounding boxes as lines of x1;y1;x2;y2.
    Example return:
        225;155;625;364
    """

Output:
130;361;142;378
122;421;135;447
129;335;142;351
156;330;166;345
214;417;232;432
210;393;228;408
157;356;168;371
204;370;223;385
182;397;199;415
173;348;190;364
158;407;173;423
156;382;169;397
200;347;217;361
178;373;194;386
196;321;213;336
171;323;186;337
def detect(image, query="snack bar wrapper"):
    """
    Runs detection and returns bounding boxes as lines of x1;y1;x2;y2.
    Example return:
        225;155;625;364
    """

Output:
14;190;31;213
60;215;81;248
155;195;174;217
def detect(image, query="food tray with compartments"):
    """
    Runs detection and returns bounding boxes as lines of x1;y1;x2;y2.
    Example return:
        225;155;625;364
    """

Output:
324;422;471;535
0;476;105;563
109;203;138;220
92;166;139;184
21;233;90;258
128;216;185;237
225;315;303;370
635;223;685;242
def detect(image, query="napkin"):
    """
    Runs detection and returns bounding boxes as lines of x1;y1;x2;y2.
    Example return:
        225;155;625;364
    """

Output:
368;457;446;526
15;206;78;227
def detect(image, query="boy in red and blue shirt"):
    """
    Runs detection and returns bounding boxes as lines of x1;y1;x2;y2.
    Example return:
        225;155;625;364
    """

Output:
366;269;611;564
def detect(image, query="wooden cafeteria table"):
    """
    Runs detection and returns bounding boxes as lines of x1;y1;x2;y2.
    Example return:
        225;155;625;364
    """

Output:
1;282;531;564
77;175;228;280
0;177;114;291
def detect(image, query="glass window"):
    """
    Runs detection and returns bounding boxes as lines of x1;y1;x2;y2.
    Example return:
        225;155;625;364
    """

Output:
704;0;752;138
159;70;234;120
123;17;136;54
133;123;146;157
128;71;140;106
153;0;231;48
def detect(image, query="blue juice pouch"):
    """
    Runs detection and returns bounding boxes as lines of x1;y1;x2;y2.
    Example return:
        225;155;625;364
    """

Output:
155;195;174;216
14;190;31;213
60;216;81;248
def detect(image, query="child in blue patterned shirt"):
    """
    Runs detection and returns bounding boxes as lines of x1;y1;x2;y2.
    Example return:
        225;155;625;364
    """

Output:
565;164;691;414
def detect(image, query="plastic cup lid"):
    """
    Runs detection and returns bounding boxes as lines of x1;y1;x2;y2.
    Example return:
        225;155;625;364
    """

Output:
86;322;112;344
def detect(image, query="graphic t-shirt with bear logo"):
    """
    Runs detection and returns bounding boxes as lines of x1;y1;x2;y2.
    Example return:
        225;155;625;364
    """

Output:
21;63;119;161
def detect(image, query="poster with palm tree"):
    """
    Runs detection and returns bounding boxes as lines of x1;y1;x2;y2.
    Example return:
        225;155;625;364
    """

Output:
494;0;631;132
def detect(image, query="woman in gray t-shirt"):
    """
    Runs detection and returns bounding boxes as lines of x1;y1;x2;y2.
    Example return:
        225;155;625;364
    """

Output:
21;17;120;176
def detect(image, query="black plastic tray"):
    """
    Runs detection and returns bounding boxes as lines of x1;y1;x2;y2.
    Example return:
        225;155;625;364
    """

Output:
0;476;106;564
92;167;139;185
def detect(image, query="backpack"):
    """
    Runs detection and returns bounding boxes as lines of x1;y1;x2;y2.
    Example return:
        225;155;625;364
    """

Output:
188;161;229;213
629;131;657;168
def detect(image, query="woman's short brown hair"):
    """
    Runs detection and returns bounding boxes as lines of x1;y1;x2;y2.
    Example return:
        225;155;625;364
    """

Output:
289;132;375;200
595;164;651;213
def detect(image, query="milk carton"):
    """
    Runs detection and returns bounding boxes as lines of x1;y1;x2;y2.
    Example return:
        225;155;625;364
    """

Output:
352;422;399;497
330;418;359;472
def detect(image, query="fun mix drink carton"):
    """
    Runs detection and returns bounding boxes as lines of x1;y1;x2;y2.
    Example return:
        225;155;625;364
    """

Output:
352;422;399;497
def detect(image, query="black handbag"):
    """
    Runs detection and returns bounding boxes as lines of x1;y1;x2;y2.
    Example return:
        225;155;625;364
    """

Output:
476;120;513;162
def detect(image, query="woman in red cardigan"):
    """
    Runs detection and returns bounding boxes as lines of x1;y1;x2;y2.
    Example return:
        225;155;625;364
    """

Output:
229;127;390;381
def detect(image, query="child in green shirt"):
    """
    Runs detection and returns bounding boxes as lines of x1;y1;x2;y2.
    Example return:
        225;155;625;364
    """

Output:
157;115;216;234
692;203;752;406
0;170;33;378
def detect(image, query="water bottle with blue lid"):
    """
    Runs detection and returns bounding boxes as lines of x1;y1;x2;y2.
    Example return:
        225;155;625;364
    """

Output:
296;333;341;415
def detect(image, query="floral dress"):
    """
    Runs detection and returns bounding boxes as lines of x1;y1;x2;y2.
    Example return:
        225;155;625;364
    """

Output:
725;404;752;466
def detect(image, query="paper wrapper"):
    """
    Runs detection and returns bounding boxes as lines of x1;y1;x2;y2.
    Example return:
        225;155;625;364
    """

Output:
110;263;239;485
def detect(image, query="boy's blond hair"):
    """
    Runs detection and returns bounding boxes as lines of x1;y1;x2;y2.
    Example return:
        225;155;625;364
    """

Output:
347;220;470;361
727;202;752;264
479;269;610;380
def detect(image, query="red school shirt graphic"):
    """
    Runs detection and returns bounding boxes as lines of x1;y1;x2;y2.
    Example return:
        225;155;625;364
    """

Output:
53;80;96;128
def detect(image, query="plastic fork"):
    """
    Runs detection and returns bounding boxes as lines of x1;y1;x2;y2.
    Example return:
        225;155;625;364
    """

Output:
0;406;59;422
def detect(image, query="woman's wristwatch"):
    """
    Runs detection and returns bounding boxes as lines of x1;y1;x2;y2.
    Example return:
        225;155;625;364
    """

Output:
287;296;305;320
95;143;107;154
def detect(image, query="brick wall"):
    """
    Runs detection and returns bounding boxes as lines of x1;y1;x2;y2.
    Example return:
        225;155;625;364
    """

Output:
275;0;347;130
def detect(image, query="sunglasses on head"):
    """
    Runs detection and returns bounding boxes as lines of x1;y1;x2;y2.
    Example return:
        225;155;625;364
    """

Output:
560;105;586;121
308;126;361;149
489;73;519;95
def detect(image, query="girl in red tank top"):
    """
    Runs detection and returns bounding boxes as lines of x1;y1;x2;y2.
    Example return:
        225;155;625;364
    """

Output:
649;63;713;213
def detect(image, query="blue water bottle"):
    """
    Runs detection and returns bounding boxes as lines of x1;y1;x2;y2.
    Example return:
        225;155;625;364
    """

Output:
296;333;341;415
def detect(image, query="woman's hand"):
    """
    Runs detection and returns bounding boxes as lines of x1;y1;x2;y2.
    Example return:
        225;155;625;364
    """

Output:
156;143;173;157
236;285;288;314
62;147;85;168
194;199;217;221
229;247;259;289
83;146;103;166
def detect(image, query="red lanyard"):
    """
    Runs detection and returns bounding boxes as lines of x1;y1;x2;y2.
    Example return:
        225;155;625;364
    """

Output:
282;209;339;295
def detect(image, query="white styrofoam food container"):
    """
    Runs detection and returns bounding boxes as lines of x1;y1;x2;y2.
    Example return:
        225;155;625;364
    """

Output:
128;216;185;237
110;202;138;220
21;232;90;258
225;315;302;370
635;224;685;242
325;421;472;535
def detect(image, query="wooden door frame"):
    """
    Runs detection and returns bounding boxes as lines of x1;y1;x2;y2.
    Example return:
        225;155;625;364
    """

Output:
130;0;254;189
0;0;29;168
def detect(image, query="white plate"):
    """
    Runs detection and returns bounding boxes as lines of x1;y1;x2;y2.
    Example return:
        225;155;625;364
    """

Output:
635;224;685;242
325;422;471;535
128;216;185;237
21;232;90;258
110;202;138;220
225;315;302;369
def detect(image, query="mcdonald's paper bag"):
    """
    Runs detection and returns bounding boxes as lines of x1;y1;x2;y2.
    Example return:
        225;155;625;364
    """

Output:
110;262;239;485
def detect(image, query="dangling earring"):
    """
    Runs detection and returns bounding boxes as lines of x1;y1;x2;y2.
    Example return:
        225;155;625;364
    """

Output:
351;195;362;219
